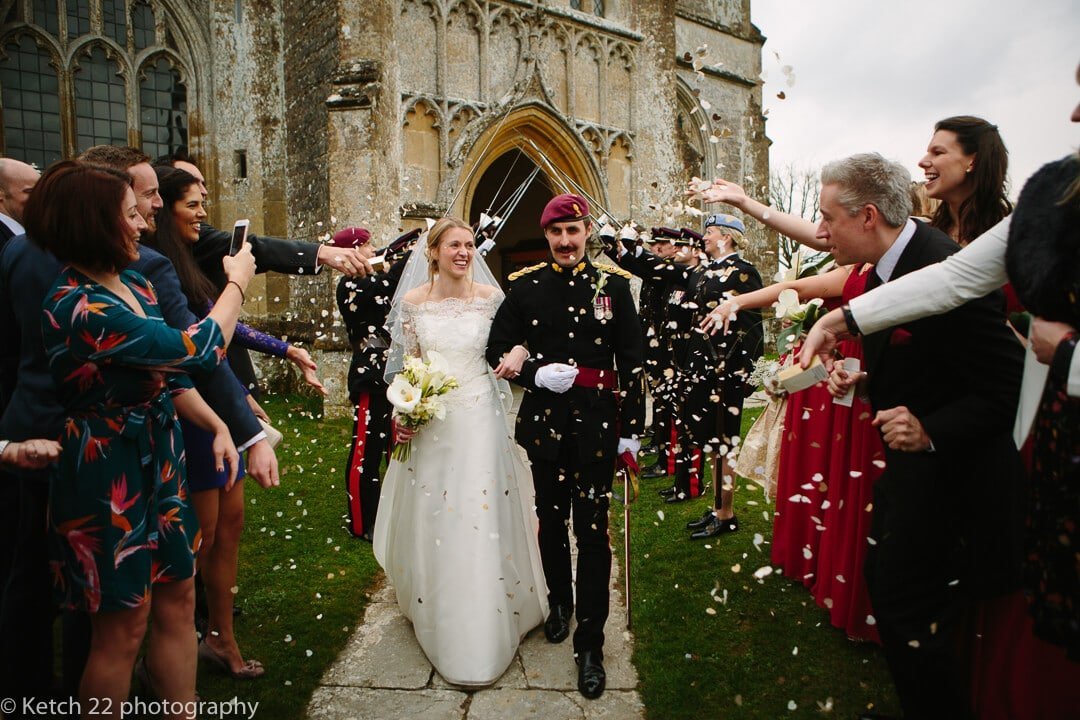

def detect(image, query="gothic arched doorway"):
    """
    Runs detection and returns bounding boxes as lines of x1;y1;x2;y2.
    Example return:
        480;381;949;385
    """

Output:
467;149;553;283
454;103;605;286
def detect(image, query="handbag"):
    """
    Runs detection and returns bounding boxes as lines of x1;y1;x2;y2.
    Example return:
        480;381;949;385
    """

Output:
259;417;284;449
734;396;786;501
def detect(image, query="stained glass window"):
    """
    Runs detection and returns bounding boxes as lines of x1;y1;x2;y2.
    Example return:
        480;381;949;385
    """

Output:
1;1;190;162
132;1;155;52
31;0;60;35
0;35;63;169
73;45;128;151
67;0;91;41
140;57;187;159
102;0;127;48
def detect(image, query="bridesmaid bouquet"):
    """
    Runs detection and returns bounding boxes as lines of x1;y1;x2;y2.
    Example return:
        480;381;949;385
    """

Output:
386;350;459;462
774;288;825;355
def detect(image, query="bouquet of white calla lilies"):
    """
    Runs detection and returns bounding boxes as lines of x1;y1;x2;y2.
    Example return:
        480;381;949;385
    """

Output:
773;289;826;355
387;349;459;461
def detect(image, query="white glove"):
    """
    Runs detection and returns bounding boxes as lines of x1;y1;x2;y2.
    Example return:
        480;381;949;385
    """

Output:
617;437;641;456
534;363;579;394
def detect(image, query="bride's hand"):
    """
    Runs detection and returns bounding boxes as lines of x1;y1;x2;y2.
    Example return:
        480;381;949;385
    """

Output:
494;345;528;379
392;417;417;443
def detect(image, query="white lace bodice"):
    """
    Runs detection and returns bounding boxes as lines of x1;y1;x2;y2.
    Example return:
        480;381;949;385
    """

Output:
400;293;503;409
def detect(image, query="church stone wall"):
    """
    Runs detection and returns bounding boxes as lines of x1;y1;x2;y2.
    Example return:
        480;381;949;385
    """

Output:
247;0;770;413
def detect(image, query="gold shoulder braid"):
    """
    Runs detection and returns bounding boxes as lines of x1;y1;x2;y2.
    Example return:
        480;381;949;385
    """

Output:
508;261;548;281
593;263;633;281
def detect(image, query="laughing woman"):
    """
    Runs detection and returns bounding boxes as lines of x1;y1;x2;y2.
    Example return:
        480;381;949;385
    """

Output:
26;161;254;718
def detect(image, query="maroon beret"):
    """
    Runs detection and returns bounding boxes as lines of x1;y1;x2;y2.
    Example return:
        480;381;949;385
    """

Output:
331;227;371;248
677;228;704;249
540;194;590;229
650;226;682;241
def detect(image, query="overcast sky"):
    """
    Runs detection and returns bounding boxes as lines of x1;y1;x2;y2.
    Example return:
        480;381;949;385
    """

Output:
751;0;1079;199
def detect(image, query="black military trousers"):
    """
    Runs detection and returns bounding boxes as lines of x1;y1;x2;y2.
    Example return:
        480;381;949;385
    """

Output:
345;389;392;538
530;433;615;655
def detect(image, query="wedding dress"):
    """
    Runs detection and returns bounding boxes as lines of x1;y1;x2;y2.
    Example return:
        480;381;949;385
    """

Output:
372;293;548;686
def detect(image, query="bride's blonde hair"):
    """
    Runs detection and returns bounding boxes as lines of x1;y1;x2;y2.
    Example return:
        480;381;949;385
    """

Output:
426;216;474;280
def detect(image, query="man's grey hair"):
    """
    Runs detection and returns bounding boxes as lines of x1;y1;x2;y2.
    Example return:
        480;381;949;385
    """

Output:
820;153;913;228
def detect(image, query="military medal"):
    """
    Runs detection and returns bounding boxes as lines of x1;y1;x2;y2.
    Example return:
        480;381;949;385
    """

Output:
593;295;612;320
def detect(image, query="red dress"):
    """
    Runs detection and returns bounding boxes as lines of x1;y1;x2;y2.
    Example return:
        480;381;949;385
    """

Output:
769;301;841;588
810;265;883;642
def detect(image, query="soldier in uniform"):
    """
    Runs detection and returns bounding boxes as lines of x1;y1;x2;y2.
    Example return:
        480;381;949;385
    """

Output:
617;226;681;479
681;214;764;538
336;227;418;540
486;194;644;700
611;228;709;501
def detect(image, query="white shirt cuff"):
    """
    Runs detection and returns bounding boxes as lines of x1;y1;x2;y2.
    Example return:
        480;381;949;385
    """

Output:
238;430;268;453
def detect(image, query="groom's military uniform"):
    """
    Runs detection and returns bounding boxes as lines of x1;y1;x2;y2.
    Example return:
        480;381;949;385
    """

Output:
487;198;644;662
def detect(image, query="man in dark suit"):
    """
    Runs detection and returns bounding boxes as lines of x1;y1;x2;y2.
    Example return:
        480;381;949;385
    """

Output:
336;227;416;540
0;158;37;244
819;153;1023;718
156;153;374;396
487;194;644;700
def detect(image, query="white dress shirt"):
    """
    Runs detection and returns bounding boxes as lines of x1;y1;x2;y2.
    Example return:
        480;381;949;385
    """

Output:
846;215;1078;445
0;212;24;237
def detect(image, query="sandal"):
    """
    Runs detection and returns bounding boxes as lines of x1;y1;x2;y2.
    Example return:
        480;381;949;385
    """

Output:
198;639;266;679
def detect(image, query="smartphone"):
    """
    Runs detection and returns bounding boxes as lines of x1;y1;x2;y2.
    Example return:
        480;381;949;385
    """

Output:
230;219;250;256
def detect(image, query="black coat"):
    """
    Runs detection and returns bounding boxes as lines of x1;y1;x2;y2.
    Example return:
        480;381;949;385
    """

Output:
192;223;321;394
862;221;1025;629
486;259;645;463
336;252;409;403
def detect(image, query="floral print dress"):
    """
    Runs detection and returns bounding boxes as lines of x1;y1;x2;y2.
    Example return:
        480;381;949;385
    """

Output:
42;268;225;613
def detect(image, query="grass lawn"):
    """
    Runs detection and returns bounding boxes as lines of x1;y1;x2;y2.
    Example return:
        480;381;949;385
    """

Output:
193;395;899;718
191;392;381;717
615;405;901;718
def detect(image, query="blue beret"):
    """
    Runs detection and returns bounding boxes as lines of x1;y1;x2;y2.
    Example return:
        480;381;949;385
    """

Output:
704;213;746;234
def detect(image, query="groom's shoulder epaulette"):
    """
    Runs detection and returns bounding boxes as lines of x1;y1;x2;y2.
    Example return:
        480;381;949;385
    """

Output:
594;262;633;281
508;262;547;282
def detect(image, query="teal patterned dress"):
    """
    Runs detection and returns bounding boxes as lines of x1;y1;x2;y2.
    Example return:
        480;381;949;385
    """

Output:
42;268;225;613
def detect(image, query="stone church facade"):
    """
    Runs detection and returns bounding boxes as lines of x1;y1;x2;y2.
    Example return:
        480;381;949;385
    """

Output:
1;0;770;411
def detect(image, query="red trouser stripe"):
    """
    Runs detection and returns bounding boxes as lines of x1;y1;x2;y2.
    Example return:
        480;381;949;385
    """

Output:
347;393;371;537
667;418;678;476
689;447;702;498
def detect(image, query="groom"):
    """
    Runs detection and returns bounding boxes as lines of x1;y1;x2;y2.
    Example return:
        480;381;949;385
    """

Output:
487;194;644;699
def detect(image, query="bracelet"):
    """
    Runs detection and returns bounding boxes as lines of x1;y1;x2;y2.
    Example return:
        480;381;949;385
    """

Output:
227;280;246;303
841;304;861;336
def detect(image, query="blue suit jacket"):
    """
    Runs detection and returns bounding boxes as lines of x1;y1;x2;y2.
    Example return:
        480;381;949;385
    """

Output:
0;236;262;474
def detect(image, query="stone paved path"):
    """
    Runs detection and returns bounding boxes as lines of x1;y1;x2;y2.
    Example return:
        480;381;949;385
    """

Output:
306;553;643;720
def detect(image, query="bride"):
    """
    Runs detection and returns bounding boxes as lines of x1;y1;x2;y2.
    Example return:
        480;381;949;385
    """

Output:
372;217;548;686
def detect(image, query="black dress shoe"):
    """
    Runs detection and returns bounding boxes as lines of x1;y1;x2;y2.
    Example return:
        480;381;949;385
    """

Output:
690;514;738;539
686;509;715;530
642;464;667;479
664;491;692;504
657;485;677;498
575;650;606;699
544;604;573;643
